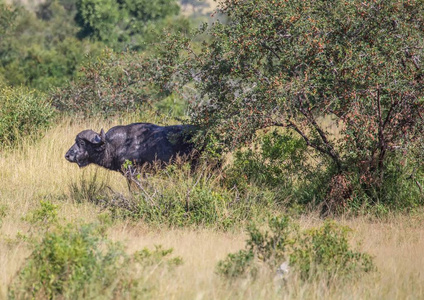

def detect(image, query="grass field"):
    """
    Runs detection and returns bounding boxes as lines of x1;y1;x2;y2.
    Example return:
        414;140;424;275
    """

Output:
1;117;424;299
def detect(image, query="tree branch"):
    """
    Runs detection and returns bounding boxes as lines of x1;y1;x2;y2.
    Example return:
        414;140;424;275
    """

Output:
376;86;387;171
274;119;342;171
297;93;343;170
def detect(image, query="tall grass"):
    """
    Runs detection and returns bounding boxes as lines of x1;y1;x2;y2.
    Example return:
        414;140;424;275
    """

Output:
1;118;424;299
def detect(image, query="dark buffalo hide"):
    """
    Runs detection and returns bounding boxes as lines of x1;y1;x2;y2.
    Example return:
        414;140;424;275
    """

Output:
65;123;197;172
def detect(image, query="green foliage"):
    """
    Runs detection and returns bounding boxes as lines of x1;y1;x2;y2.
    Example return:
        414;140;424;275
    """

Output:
24;200;59;228
0;0;192;90
0;1;17;37
129;164;254;229
154;93;188;118
217;217;374;282
225;130;307;189
9;224;125;299
222;130;315;213
9;223;182;299
75;0;120;42
291;221;374;281
216;249;254;279
121;0;180;23
345;150;424;215
0;86;54;147
133;245;183;267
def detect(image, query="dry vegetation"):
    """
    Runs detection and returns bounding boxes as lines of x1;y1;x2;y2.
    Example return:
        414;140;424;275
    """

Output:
0;117;423;299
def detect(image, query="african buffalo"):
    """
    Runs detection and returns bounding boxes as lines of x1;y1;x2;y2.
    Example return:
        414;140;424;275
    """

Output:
65;123;197;172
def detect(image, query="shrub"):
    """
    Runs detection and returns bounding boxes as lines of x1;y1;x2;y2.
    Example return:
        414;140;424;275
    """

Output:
23;200;59;229
9;223;182;299
291;221;374;281
0;86;54;147
217;217;374;283
9;224;125;299
224;130;311;212
344;150;424;215
216;249;255;279
225;130;307;188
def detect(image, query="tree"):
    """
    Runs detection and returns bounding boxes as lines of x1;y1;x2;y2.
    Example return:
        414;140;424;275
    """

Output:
0;1;103;90
75;0;180;49
75;0;121;42
170;0;424;208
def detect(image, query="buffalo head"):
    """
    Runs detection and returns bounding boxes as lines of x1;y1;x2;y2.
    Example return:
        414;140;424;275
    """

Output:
65;129;106;168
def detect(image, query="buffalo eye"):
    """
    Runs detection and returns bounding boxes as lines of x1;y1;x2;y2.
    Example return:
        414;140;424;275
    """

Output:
79;140;85;146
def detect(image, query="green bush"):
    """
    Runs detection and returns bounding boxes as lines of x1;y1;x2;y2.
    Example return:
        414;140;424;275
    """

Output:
291;221;374;281
9;223;182;299
24;200;59;228
0;86;54;146
9;224;126;299
217;217;374;282
224;130;311;212
225;130;307;188
216;249;255;279
344;150;424;215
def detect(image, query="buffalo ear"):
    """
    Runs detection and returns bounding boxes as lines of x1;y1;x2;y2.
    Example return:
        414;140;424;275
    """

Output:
91;130;105;145
92;129;106;150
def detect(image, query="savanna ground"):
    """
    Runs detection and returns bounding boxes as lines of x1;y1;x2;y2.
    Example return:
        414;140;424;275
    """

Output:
1;116;424;299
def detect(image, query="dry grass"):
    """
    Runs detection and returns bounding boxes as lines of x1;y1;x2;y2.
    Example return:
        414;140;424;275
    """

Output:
1;117;424;299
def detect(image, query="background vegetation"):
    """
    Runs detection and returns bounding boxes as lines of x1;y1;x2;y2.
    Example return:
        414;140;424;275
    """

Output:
0;0;423;298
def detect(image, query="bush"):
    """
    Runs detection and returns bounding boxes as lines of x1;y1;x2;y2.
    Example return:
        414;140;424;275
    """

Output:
344;150;424;215
9;224;126;299
224;130;311;212
0;86;54;147
291;221;374;281
24;200;59;229
217;217;374;283
9;223;182;299
225;130;307;188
